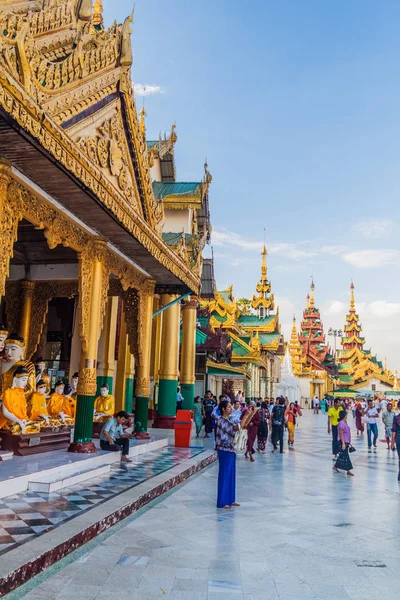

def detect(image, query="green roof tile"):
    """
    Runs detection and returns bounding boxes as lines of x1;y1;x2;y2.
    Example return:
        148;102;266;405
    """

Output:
259;333;280;345
153;181;202;200
238;315;275;326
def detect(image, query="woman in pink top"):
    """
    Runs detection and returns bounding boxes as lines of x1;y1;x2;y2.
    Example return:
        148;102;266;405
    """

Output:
333;410;354;477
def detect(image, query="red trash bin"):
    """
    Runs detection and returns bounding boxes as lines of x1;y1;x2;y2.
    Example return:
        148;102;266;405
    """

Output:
174;410;193;447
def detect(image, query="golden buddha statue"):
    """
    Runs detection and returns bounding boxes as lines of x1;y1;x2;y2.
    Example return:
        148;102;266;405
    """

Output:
28;379;50;424
0;365;29;433
0;334;35;401
35;358;51;397
63;383;76;420
47;380;65;418
94;383;115;422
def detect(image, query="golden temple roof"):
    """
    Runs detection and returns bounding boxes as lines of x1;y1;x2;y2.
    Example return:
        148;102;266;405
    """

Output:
251;245;274;312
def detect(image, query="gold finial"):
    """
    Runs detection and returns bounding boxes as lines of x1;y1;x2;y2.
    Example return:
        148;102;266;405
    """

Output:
121;7;135;67
139;106;146;138
170;121;178;144
309;279;315;309
350;280;355;311
93;0;104;28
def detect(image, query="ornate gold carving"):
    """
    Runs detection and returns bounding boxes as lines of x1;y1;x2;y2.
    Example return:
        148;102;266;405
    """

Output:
77;367;97;396
77;109;141;213
0;163;21;300
135;375;150;398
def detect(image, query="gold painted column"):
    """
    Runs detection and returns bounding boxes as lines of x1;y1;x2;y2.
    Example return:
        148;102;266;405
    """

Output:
115;311;128;412
180;297;197;410
150;296;163;414
0;159;19;303
96;296;118;393
19;280;35;348
70;240;108;453
154;294;180;428
135;288;154;436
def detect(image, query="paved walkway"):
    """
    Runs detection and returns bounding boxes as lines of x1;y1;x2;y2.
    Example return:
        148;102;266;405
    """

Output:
8;411;400;600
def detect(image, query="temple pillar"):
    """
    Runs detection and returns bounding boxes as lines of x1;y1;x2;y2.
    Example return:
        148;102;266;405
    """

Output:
154;294;180;428
180;297;197;410
115;312;128;412
135;289;154;436
125;352;135;414
70;240;108;453
19;280;35;346
96;297;118;394
150;296;163;414
246;375;252;402
0;159;19;303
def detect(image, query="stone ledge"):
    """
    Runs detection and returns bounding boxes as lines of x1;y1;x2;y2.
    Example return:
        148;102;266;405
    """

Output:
0;449;216;596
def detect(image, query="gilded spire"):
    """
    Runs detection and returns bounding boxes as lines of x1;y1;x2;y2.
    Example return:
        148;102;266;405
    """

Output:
350;281;355;312
251;244;274;314
309;279;315;310
139;106;146;140
93;0;104;29
306;293;310;310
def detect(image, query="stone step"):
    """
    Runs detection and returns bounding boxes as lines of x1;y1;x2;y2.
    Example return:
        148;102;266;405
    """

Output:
0;450;13;461
28;464;111;493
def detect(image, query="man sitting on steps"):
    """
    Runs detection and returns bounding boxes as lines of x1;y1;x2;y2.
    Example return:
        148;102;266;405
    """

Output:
100;410;133;462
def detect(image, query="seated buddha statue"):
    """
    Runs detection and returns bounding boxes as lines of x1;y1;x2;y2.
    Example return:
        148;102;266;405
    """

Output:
63;383;76;420
94;383;115;421
47;380;65;418
28;379;50;425
0;334;35;401
35;358;51;397
0;365;30;433
0;324;8;358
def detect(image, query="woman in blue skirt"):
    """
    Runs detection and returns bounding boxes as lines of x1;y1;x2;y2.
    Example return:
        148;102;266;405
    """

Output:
215;399;252;509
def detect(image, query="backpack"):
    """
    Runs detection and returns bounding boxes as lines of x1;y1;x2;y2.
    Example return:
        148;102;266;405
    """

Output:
272;405;284;426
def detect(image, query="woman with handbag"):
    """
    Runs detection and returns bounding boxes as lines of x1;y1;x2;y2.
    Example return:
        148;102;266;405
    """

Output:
333;410;354;476
215;399;253;509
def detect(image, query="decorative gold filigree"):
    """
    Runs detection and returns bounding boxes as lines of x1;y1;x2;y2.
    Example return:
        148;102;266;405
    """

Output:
77;367;97;396
0;162;21;300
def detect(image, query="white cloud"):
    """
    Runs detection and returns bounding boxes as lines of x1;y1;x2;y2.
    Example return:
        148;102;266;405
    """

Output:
353;219;393;239
324;300;347;315
343;249;400;268
320;245;347;255
368;301;400;319
133;83;163;96
275;297;295;318
212;229;315;261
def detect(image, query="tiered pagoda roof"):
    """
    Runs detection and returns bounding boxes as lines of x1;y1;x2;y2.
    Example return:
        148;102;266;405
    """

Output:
251;246;274;314
337;283;395;389
299;281;334;373
288;316;311;377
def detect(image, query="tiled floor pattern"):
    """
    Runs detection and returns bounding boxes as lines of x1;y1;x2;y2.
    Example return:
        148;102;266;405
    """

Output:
0;446;204;556
10;410;400;600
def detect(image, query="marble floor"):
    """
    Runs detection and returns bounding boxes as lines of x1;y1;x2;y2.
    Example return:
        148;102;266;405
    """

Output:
7;411;400;600
0;446;204;556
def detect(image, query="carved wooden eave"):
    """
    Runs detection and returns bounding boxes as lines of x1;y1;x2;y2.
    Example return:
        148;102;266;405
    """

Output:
0;0;200;293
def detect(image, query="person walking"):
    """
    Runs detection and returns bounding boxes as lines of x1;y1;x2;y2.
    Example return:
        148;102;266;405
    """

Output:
327;399;341;459
202;390;215;439
391;409;400;480
215;399;252;509
176;386;184;412
271;397;286;454
333;410;354;476
355;402;364;436
193;396;203;437
364;399;379;449
257;401;270;454
245;401;260;461
313;396;320;414
285;402;297;450
382;402;395;450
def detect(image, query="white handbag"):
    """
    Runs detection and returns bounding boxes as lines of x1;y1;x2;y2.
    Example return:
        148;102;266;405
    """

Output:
234;427;248;453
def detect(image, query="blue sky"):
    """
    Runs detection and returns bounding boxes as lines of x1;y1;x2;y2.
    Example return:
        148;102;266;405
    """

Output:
105;0;400;369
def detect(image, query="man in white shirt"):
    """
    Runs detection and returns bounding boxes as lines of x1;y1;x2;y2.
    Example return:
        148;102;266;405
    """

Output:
313;396;320;414
363;399;379;449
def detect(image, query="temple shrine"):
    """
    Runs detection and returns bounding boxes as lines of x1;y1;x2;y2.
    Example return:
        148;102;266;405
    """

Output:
337;283;398;394
0;0;211;453
290;281;335;402
197;245;284;400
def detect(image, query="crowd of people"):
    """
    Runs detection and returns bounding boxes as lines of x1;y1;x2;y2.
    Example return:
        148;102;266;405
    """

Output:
204;390;400;509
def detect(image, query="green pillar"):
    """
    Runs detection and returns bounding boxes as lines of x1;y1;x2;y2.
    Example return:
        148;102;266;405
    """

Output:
181;383;195;410
135;396;149;432
125;377;134;413
74;394;96;444
158;379;178;416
